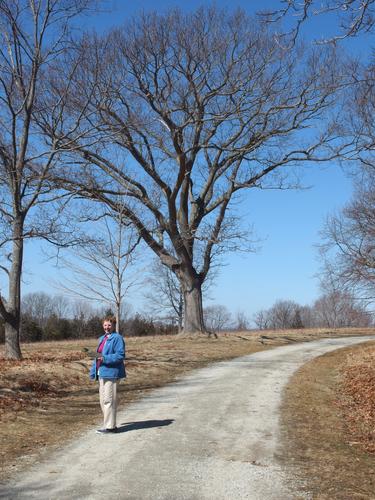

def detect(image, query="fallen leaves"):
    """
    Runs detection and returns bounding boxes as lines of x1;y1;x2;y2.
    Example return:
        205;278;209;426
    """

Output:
0;349;91;416
336;345;375;453
0;390;39;411
280;340;375;499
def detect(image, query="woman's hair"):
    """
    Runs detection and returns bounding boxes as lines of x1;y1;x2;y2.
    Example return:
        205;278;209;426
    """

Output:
102;316;116;326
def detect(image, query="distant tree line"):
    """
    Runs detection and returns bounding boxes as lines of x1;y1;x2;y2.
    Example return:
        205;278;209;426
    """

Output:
0;287;371;344
253;291;373;330
0;292;177;344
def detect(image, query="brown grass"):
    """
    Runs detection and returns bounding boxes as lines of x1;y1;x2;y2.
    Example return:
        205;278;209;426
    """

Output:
1;327;374;485
279;340;375;500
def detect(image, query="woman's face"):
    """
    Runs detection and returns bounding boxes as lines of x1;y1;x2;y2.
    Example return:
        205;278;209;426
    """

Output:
103;321;114;334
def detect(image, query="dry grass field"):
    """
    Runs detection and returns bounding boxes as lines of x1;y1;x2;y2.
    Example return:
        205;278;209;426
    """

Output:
1;327;374;488
280;340;375;499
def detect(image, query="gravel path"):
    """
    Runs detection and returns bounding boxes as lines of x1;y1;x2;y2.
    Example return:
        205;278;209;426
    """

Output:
2;335;374;500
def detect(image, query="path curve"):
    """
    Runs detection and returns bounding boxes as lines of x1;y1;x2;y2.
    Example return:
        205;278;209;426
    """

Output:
2;335;374;500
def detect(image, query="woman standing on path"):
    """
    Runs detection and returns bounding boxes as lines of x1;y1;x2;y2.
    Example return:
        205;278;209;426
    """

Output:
90;316;126;434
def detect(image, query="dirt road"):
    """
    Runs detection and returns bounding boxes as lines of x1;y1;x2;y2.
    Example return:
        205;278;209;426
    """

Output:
2;335;373;500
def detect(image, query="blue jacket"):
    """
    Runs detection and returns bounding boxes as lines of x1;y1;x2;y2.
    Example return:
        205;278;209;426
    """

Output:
89;332;126;380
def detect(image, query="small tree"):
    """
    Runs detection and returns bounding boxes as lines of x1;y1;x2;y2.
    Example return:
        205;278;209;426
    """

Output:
253;309;271;330
268;300;305;329
204;305;232;333
70;299;97;338
234;310;249;331
22;292;56;329
299;305;316;329
55;207;141;333
254;299;305;329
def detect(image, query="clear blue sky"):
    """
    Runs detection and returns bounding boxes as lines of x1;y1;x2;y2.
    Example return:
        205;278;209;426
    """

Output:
16;1;370;322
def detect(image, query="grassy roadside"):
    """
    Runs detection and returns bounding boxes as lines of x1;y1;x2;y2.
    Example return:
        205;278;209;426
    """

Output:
1;327;374;484
279;340;375;499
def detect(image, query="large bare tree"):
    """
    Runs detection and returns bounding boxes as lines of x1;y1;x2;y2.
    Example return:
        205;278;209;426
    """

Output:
0;0;92;358
261;0;375;42
144;257;216;331
42;7;351;334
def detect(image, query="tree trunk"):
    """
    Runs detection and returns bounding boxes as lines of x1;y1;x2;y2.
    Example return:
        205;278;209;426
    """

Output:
178;289;183;333
181;276;205;334
115;306;121;335
5;322;22;359
4;216;24;360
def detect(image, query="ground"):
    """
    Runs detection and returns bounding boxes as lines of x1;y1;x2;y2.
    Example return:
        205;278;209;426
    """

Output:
280;341;375;499
1;328;374;497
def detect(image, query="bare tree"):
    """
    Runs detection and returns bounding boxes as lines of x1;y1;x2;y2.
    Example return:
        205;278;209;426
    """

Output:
42;7;350;335
320;166;375;302
204;304;232;333
52;293;71;319
55;207;141;332
254;299;305;329
253;309;271;330
144;260;184;331
22;291;70;325
312;290;372;327
299;305;317;328
261;0;375;43
22;291;55;328
253;293;372;329
71;298;92;334
144;256;216;331
234;310;249;331
264;299;305;329
266;3;375;307
347;62;375;168
71;298;95;321
0;0;93;359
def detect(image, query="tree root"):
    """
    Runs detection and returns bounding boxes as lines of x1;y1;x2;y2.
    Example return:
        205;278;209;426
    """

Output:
177;330;218;339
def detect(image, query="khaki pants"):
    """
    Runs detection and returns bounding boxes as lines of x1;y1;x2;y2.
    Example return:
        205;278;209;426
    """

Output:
99;378;119;430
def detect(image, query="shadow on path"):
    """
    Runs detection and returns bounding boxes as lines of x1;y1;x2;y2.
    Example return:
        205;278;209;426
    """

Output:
117;419;174;433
